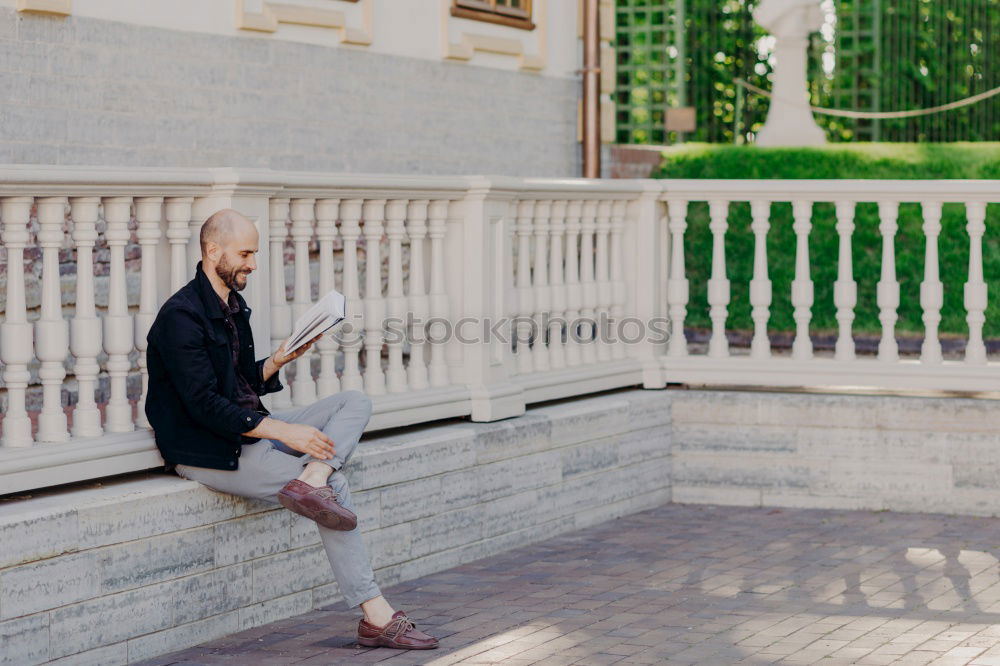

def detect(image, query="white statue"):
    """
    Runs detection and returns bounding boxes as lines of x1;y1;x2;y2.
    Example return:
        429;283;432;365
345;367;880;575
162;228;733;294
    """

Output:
753;0;826;146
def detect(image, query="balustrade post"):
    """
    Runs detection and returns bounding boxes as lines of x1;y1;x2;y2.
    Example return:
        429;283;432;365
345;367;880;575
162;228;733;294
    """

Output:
134;197;163;429
315;198;341;397
385;200;409;393
548;200;568;369
666;198;689;358
427;200;450;388
876;200;900;362
609;200;627;361
707;199;730;358
339;200;365;391
790;200;814;360
626;187;665;387
920;200;944;364
579;200;598;363
34;197;71;442
165;197;194;294
362;199;387;396
406;200;431;390
452;179;524;421
69;197;103;438
531;200;552;372
290;198;318;405
0;197;34;447
514;200;535;374
749;200;772;359
965;201;988;365
595;200;613;361
102;197;135;433
267;197;293;409
834;200;857;361
563;200;583;367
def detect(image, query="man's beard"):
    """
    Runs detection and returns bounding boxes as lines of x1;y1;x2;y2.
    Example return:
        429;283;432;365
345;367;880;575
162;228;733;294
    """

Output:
216;255;249;292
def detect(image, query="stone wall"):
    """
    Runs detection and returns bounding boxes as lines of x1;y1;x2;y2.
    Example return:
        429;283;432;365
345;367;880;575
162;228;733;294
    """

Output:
0;389;671;665
0;8;579;176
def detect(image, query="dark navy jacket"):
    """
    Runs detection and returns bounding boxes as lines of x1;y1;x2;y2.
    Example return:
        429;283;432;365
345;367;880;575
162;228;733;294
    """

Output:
145;263;282;470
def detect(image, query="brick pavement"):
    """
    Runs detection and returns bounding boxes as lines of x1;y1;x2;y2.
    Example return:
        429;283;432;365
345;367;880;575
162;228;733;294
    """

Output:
139;504;1000;665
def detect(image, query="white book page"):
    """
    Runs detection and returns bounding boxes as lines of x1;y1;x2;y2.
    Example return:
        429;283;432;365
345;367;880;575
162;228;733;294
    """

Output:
285;289;347;354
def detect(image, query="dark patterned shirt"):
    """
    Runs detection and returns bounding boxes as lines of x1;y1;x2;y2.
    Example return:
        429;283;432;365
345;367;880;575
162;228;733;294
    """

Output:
218;291;263;415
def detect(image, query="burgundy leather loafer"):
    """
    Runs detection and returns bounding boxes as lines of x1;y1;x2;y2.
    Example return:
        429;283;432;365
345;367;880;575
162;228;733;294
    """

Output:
277;479;357;531
358;611;439;650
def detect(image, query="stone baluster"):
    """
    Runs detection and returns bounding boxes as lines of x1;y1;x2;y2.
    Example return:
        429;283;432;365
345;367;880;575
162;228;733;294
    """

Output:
406;200;431;390
187;202;202;274
749;200;772;359
515;200;535;375
595;200;613;362
609;200;627;361
385;200;408;393
165;197;193;293
666;199;689;358
790;200;814;360
134;197;163;429
563;200;583;366
102;197;135;432
707;199;730;358
532;200;551;372
268;198;293;409
69;197;103;438
920;200;944;364
427;200;450;387
833;200;857;361
0;197;33;446
876;201;900;362
33;198;71;443
339;200;365;391
315;198;341;397
362;199;387;395
290;198;318;405
964;201;988;365
579;200;599;364
547;200;568;369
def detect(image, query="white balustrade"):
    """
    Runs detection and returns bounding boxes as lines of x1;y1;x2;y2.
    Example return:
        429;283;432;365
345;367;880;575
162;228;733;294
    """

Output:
920;200;944;364
339;200;365;391
406;200;431;390
595;200;612;362
34;198;70;442
790;200;813;360
748;200;771;359
315;198;341;397
548;200;568;369
876;201;900;362
833;200;857;361
666;198;689;358
134;197;162;430
102;197;135;433
362;199;387;395
290;198;318;405
3;167;1000;497
707;199;730;358
964;202;988;365
268;198;293;409
384;200;408;393
426;200;450;388
515;200;535;374
1;197;35;447
69;197;104;438
531;200;551;372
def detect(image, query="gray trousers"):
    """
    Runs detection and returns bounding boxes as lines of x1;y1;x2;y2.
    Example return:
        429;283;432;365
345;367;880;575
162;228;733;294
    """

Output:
176;390;381;608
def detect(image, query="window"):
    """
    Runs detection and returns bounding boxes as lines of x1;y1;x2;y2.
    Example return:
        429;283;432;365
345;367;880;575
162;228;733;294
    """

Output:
452;0;534;31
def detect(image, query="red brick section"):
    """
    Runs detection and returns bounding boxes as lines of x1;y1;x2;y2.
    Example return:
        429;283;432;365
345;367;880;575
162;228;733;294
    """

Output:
138;504;1000;665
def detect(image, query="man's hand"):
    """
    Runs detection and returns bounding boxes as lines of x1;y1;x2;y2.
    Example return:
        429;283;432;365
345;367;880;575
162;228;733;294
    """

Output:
262;334;323;382
247;417;336;460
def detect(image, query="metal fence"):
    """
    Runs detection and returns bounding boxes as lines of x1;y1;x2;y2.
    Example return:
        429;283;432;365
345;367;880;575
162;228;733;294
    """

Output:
615;0;1000;145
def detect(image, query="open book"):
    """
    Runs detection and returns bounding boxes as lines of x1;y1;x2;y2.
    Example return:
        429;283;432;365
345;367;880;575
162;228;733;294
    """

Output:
284;289;347;355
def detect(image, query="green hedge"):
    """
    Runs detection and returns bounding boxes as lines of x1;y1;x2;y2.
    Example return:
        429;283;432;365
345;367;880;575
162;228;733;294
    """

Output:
653;144;1000;336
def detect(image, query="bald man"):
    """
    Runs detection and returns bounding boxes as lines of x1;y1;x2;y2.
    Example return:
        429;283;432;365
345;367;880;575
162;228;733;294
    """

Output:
145;209;438;650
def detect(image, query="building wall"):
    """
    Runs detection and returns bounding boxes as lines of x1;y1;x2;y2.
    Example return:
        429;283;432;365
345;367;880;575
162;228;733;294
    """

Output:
0;1;581;175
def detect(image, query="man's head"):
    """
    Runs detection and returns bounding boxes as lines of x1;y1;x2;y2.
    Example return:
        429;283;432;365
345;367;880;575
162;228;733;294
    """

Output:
200;209;259;293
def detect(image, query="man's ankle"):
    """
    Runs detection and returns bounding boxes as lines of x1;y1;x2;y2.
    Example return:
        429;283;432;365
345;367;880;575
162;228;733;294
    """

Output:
297;461;333;487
